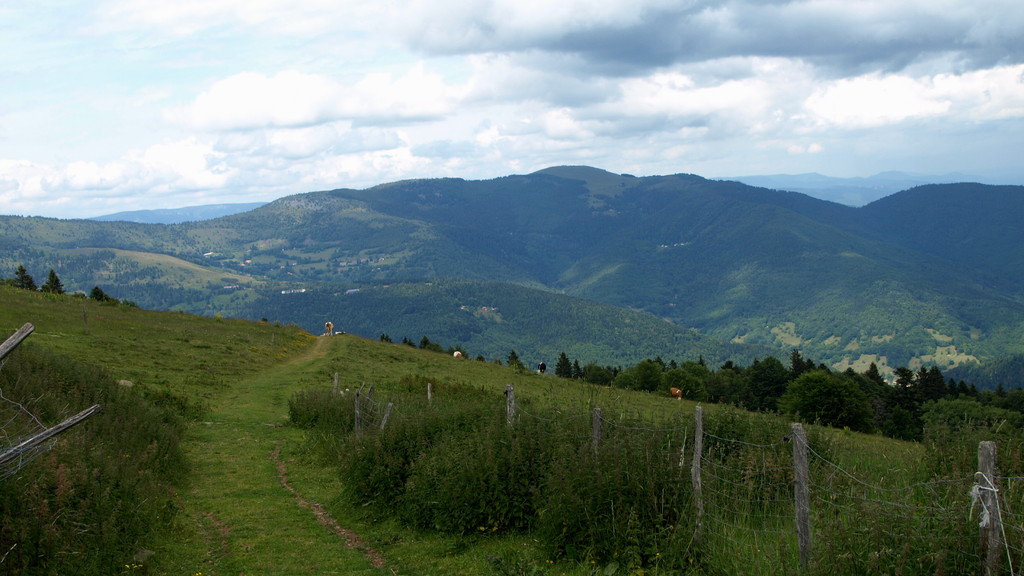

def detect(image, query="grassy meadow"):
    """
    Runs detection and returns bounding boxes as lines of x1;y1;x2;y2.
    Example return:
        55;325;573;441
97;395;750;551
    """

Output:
2;285;1021;575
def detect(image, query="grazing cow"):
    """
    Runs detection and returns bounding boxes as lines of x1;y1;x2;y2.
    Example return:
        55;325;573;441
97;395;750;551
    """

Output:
324;321;334;336
669;387;683;400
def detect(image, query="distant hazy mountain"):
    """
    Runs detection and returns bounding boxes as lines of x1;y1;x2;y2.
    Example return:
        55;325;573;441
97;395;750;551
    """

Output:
91;202;266;224
721;172;1005;206
4;166;1024;387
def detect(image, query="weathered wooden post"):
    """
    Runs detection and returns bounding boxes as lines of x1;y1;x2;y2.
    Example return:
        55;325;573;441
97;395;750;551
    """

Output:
978;441;1003;576
691;406;705;543
380;402;394;430
0;405;102;469
505;385;515;424
354;385;363;434
792;423;811;572
333;372;340;394
427;382;433;403
0;322;101;474
0;323;34;360
592;408;602;452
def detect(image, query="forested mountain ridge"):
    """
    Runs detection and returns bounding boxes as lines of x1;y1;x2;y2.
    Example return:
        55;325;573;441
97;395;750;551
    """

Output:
855;183;1024;297
2;166;1023;385
91;202;267;224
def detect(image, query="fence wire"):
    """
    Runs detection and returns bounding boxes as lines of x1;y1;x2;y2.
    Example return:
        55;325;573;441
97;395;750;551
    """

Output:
0;379;57;480
347;385;1021;574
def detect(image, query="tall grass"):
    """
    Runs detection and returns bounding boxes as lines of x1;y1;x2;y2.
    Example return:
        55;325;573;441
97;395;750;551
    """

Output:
294;383;702;572
0;345;185;575
292;375;1024;576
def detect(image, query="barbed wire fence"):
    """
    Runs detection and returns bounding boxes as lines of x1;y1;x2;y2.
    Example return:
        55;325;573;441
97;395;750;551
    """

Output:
0;323;102;481
345;381;1020;574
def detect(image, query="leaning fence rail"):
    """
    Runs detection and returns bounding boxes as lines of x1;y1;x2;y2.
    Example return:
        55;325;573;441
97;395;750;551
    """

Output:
1;323;102;480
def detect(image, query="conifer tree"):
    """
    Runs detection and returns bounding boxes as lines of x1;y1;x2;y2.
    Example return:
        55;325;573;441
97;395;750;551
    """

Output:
555;352;573;378
13;264;37;291
90;286;111;302
41;268;64;294
507;349;523;370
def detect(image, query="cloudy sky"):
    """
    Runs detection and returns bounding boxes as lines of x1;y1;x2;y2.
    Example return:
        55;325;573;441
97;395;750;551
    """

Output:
2;0;1023;218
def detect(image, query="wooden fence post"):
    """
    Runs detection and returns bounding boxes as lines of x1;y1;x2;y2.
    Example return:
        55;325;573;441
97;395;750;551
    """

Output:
427;382;433;403
691;405;705;543
505;385;515;424
792;423;811;572
592;408;602;452
354;386;363;434
333;372;340;394
978;440;1003;576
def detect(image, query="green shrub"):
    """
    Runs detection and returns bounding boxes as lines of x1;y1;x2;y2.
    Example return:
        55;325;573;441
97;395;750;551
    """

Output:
288;387;353;430
399;410;555;534
329;385;500;516
0;345;185;575
535;414;694;571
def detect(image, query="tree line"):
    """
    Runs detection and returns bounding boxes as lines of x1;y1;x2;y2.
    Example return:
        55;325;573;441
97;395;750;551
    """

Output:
380;331;1021;443
552;348;1022;441
4;264;132;305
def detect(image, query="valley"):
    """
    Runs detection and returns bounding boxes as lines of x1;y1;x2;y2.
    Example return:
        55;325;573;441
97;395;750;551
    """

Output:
2;166;1023;387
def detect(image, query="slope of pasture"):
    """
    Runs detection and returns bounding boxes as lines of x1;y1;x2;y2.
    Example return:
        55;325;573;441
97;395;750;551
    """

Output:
8;285;1004;576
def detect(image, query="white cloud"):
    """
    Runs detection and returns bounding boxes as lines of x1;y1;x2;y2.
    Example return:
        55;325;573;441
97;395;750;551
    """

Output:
932;65;1024;120
805;74;951;128
174;71;347;131
136;139;232;189
0;139;238;217
174;65;466;132
537;109;594;140
348;63;466;121
805;64;1024;129
394;0;677;51
2;0;1023;218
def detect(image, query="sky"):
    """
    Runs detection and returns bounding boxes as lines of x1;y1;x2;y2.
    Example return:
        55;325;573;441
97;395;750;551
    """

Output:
2;0;1023;219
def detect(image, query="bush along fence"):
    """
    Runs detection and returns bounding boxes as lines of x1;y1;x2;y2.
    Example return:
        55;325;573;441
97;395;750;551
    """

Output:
1;323;185;575
0;323;102;478
290;379;1024;575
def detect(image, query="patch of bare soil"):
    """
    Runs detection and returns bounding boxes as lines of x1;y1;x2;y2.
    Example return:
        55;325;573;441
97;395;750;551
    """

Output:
269;444;387;569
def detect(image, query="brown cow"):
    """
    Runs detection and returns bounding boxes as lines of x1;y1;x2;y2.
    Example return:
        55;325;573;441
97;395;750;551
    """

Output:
669;387;683;400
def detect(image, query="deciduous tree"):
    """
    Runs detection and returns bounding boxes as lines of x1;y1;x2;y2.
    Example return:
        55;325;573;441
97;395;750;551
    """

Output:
779;370;874;432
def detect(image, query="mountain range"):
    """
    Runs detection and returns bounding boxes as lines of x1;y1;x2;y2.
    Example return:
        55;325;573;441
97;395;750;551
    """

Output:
723;171;1009;206
86;172;1013;225
90;202;267;224
3;166;1023;386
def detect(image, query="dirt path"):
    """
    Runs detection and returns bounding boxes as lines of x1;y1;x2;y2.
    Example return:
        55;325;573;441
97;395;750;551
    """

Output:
157;335;390;575
270;443;387;568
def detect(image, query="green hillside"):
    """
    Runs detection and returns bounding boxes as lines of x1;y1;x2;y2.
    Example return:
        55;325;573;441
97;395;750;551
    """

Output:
2;167;1023;386
4;285;1024;575
246;278;772;368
